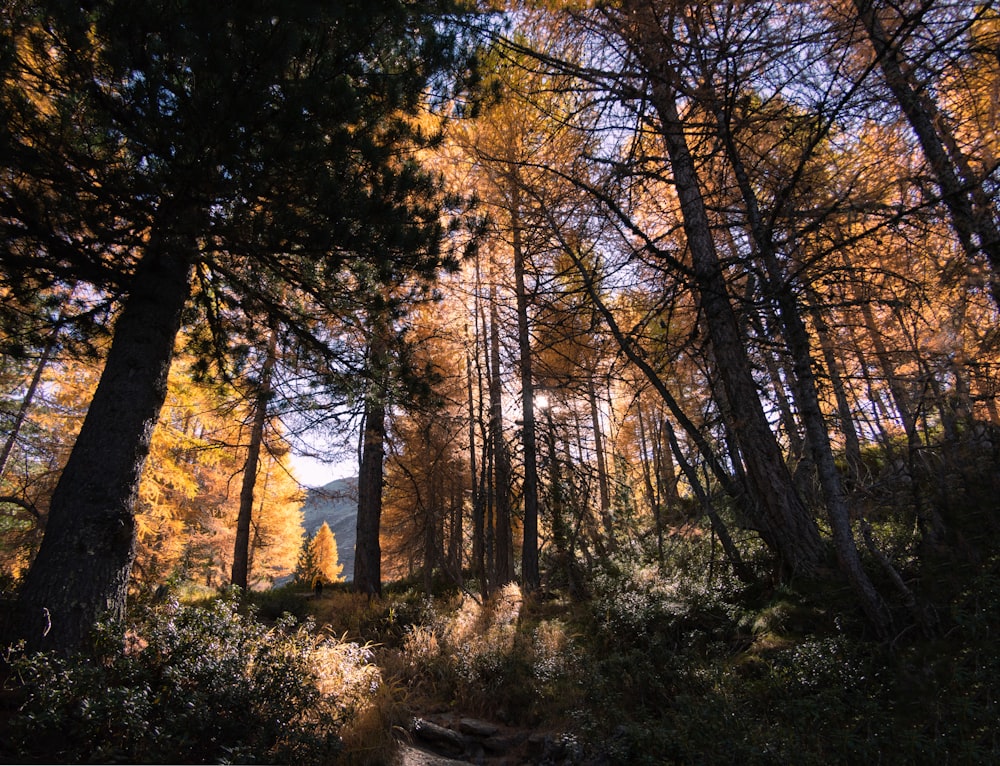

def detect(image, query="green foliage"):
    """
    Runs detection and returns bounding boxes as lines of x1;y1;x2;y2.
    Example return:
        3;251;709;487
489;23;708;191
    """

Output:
6;595;351;764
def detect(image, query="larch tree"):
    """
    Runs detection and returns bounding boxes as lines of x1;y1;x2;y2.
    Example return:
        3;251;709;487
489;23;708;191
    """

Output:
310;522;345;585
1;0;469;653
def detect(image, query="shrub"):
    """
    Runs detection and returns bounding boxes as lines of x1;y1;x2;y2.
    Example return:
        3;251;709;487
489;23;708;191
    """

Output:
5;593;379;764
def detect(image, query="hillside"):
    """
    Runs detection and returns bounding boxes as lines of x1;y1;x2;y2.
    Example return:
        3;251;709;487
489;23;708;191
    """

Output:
300;477;358;581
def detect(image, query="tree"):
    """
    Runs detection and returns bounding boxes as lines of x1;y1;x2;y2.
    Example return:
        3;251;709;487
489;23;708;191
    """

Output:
2;0;467;653
306;522;345;585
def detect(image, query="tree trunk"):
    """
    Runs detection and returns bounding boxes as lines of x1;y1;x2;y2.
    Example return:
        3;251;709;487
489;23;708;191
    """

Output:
488;278;515;584
354;321;389;597
587;376;615;547
708;87;892;635
809;304;863;486
636;401;664;561
0;330;57;482
645;71;824;576
511;177;541;591
231;325;278;590
470;283;489;592
9;248;193;653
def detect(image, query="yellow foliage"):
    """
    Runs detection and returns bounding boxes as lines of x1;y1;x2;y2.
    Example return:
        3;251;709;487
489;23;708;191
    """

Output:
0;350;304;592
309;521;345;584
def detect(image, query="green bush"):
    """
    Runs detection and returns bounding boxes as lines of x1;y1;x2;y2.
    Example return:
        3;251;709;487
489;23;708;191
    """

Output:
6;594;344;764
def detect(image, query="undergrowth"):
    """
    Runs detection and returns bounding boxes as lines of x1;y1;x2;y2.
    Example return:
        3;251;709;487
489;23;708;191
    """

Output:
360;549;1000;764
2;592;392;765
4;539;999;764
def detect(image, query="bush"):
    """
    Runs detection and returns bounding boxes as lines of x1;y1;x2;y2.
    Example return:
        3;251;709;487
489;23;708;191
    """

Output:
5;594;370;764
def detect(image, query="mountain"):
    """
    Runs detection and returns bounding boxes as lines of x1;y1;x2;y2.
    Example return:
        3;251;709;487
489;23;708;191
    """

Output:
300;477;358;581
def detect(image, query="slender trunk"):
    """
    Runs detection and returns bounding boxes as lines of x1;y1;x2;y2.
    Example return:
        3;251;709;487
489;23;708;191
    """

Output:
663;415;753;583
511;178;541;591
423;462;438;594
809;303;863;486
354;320;389;596
449;477;464;585
561;242;761;541
488;279;515;584
543;406;577;595
636;402;664;561
645;69;824;575
473;264;489;591
462;333;480;587
587;377;615;547
0;332;58;482
843;251;918;443
10;247;193;653
231;325;278;589
710;90;891;635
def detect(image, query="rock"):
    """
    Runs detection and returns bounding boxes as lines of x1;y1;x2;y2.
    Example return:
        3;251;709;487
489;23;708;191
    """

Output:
412;717;467;755
482;732;527;753
397;743;476;766
459;718;500;737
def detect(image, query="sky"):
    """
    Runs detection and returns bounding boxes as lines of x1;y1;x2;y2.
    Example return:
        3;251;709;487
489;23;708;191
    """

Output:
289;451;358;489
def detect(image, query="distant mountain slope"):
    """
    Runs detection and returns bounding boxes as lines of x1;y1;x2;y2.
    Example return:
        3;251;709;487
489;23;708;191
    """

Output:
300;477;358;581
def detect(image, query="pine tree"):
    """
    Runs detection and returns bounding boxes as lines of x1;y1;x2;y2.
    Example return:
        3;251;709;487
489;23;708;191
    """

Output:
2;0;469;653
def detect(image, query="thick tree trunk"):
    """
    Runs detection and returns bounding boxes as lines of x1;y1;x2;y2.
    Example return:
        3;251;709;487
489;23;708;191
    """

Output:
9;248;192;653
231;325;278;590
354;321;389;597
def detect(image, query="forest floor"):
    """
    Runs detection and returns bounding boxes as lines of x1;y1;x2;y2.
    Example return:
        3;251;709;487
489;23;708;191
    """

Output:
394;710;572;766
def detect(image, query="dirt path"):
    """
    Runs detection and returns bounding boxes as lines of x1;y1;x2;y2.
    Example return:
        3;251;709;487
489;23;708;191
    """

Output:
394;712;577;765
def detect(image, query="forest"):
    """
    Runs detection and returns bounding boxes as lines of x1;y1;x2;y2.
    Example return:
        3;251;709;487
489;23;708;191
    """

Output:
1;0;999;762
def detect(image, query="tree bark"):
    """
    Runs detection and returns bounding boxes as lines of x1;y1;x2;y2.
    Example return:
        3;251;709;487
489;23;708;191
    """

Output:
9;247;193;653
587;376;615;547
488;277;515;584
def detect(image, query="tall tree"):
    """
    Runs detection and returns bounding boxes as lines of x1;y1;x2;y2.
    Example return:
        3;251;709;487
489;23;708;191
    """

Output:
1;0;466;652
592;0;826;576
